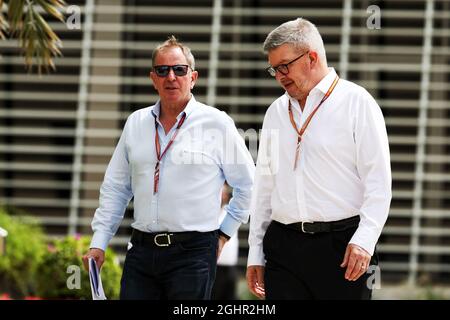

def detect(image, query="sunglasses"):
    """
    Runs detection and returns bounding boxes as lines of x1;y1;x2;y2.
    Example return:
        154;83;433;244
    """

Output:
153;65;190;77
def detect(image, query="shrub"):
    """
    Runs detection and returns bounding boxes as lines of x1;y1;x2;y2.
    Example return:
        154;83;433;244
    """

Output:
35;235;122;299
0;207;47;298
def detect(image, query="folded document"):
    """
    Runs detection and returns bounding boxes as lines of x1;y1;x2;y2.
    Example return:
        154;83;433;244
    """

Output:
88;258;107;300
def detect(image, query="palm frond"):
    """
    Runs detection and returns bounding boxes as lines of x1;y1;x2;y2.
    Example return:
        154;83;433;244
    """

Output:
0;0;9;40
7;0;26;33
3;0;66;73
36;0;65;22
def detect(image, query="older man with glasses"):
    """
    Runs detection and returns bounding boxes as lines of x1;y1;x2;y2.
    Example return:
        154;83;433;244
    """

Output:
247;18;392;300
83;36;255;300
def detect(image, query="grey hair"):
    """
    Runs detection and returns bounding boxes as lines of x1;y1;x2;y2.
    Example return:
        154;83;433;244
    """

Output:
263;18;327;65
152;35;196;70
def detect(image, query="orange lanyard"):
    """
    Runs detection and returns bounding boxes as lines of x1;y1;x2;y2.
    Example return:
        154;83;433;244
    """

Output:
153;112;187;194
288;75;339;170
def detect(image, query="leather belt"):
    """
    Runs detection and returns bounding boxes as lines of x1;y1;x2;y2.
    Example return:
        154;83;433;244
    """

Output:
275;215;360;235
131;229;209;247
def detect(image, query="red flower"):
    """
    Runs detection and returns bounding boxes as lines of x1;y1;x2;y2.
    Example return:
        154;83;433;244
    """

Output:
25;296;43;300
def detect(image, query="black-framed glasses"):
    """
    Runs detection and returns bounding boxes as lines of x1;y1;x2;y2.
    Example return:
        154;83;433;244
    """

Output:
153;64;190;77
266;51;309;77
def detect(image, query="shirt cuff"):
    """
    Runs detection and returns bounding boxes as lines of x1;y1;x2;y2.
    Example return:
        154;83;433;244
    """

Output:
90;232;112;252
247;245;265;267
349;225;381;256
218;230;231;240
220;213;241;239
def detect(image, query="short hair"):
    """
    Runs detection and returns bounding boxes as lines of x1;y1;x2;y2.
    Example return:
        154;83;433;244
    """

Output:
263;18;327;64
152;35;196;70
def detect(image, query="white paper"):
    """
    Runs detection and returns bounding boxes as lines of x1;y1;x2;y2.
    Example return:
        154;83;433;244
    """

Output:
88;257;107;300
0;227;8;237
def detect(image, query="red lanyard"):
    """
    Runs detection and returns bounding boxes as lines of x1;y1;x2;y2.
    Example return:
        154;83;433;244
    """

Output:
288;75;339;170
153;112;187;194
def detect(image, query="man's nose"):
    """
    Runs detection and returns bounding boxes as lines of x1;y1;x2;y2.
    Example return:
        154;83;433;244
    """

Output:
166;68;176;80
275;71;285;81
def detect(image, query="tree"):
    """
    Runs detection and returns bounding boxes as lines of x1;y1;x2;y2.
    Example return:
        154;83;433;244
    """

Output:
0;0;66;73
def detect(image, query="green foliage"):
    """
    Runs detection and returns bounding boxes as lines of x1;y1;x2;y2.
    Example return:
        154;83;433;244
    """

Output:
0;207;122;299
0;207;47;298
237;277;259;300
35;235;122;299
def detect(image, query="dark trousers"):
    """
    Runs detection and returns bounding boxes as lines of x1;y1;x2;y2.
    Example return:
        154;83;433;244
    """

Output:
212;265;238;300
263;221;378;300
120;230;218;300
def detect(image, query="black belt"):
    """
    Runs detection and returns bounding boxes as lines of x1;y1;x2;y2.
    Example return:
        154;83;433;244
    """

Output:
131;229;211;247
275;215;360;235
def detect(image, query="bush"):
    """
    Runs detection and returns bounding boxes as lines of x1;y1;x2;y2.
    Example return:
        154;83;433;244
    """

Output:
35;235;122;299
0;207;47;298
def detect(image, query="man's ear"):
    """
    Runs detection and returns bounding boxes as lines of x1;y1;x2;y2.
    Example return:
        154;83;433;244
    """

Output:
190;70;199;89
308;51;319;67
149;71;158;91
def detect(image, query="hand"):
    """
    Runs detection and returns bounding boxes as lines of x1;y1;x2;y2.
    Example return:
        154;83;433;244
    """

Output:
246;265;265;299
82;248;105;272
340;243;371;281
216;235;228;261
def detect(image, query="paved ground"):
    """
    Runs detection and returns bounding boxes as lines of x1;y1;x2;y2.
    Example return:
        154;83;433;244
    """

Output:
237;278;450;300
373;284;450;300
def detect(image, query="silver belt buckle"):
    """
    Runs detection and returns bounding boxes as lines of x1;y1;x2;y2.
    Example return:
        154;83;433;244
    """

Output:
154;233;173;247
301;222;315;234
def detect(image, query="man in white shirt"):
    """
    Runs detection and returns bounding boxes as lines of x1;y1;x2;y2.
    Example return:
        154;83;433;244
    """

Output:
247;18;392;299
82;36;255;299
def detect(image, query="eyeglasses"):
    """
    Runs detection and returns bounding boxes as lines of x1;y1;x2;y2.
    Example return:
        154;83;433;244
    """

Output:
266;51;309;77
153;65;190;77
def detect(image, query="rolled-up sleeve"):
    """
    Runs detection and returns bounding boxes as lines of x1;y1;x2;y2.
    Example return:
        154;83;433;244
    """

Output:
90;120;134;251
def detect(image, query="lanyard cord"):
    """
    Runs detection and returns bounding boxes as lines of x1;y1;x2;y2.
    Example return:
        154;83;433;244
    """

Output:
288;75;339;170
153;112;187;194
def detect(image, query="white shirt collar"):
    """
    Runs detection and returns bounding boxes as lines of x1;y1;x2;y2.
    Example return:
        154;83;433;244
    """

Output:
285;67;338;104
313;67;337;95
151;95;197;120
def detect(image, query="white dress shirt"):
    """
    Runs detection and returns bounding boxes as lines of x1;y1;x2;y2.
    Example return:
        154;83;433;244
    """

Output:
90;96;255;251
248;68;392;266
